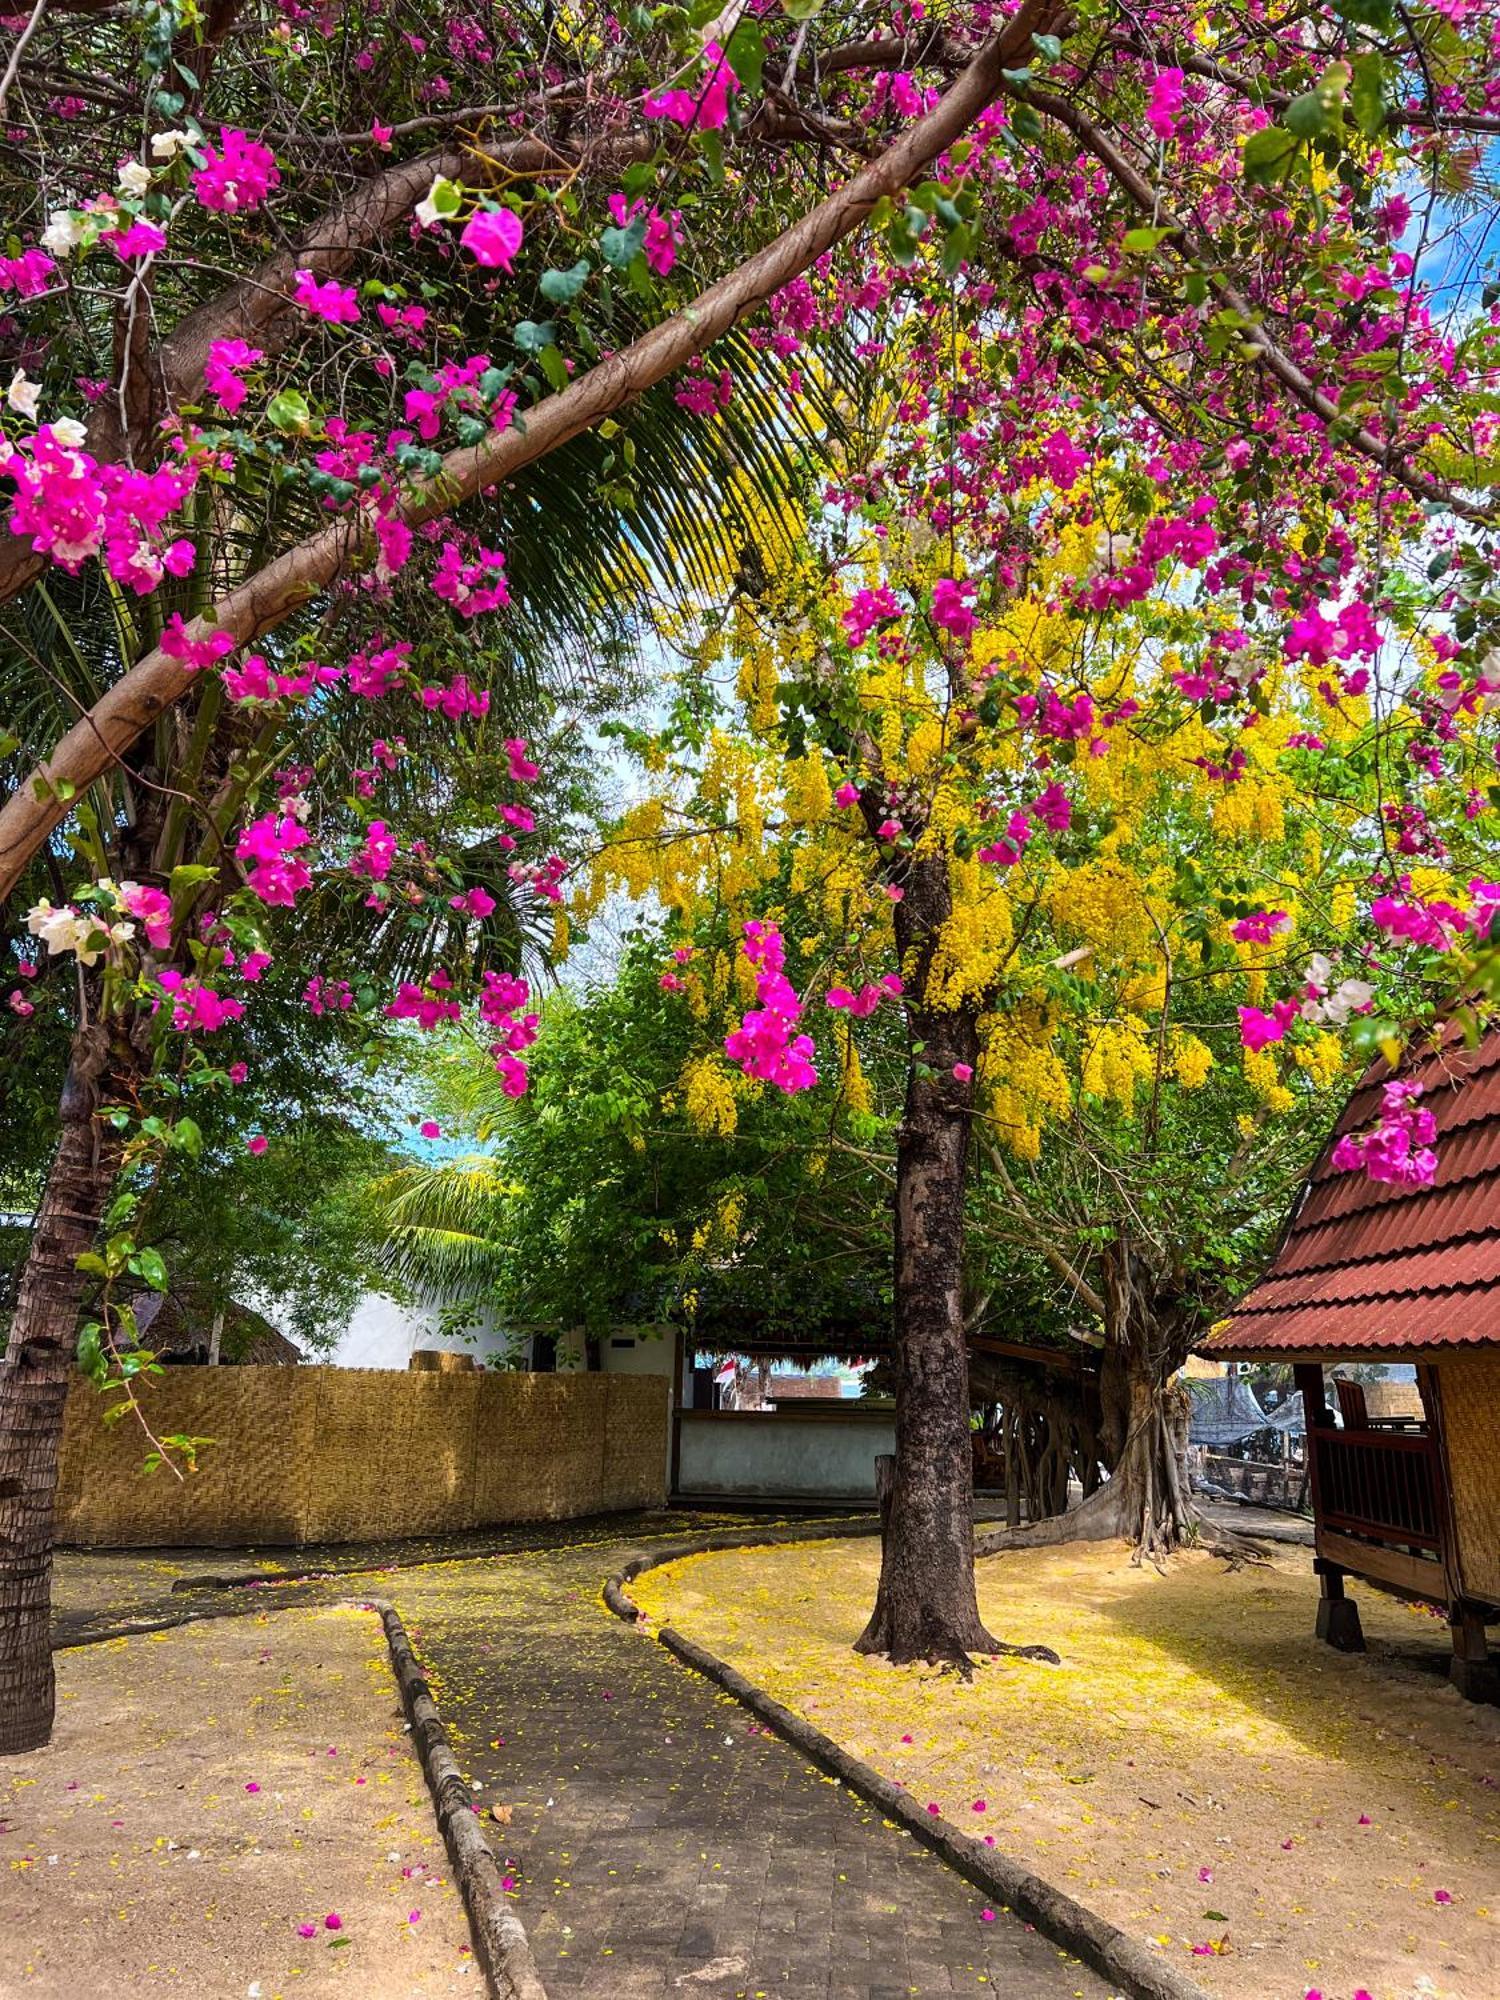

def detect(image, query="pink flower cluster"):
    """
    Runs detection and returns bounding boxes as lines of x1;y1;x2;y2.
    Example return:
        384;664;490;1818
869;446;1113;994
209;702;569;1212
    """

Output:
1237;999;1301;1052
347;641;411;698
0;247;56;296
2;425;199;592
120;882;171;951
236;811;313;907
431;541;510;618
643;42;738;132
203;339;262;415
724;922;817;1093
1331;1080;1438;1187
387;971;462;1030
826;975;903;1018
155;969;244;1033
222;653;340;703
418;671;489;718
192;128;279;214
843;586;902;648
480;970;537;1096
162;615;236;673
606;192;679;276
304;976;354;1016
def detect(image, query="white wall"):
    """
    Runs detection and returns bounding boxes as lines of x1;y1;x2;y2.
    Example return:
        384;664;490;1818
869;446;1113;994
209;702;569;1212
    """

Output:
325;1298;680;1374
326;1290;514;1370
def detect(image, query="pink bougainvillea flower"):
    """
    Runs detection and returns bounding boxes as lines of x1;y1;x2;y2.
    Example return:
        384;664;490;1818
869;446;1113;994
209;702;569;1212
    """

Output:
1198;1866;1213;1882
247;1134;268;1155
971;1799;987;1812
952;1063;974;1083
900;1734;913;1743
979;1908;996;1923
297;1922;317;1938
193;128;279;213
1237;999;1300;1052
1434;1888;1453;1904
244;1781;260;1793
1231;909;1290;945
643;42;739;132
982;1834;996;1848
324;1912;342;1930
504;737;539;783
407;1909;421;1923
925;1802;940;1816
419;1120;441;1139
834;782;860;807
105;219;167;261
460;206;523;270
1358;1813;1371;1826
292;268;360;324
203;338;262;416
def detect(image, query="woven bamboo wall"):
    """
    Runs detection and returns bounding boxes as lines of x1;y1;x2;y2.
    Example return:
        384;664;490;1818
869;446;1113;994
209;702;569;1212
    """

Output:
1439;1351;1500;1603
55;1367;670;1548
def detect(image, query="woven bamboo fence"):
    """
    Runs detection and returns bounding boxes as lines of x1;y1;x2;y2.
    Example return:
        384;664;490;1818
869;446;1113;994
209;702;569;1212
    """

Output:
1439;1350;1500;1603
55;1367;670;1548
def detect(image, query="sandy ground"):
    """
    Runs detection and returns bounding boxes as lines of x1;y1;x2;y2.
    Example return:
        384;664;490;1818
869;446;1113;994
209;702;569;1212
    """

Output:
1;1605;475;1998
632;1539;1500;2000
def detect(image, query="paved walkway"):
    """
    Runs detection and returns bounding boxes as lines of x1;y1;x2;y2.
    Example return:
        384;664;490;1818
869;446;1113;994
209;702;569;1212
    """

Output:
52;1528;1114;2000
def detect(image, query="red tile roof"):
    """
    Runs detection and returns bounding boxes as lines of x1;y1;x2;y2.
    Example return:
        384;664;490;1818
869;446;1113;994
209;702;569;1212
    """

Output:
1204;1021;1500;1359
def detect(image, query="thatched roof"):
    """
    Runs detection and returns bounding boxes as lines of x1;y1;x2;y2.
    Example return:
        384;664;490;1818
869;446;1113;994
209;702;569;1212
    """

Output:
129;1288;303;1365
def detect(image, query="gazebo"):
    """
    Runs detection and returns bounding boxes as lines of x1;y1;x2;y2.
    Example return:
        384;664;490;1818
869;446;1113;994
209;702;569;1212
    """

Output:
1201;1022;1500;1703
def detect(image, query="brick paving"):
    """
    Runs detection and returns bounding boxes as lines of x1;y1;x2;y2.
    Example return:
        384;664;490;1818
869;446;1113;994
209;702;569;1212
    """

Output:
387;1546;1113;2000
53;1528;1116;1999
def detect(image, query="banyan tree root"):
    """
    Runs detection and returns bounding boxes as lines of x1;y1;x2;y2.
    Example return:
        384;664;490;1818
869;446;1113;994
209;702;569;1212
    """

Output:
976;1404;1272;1571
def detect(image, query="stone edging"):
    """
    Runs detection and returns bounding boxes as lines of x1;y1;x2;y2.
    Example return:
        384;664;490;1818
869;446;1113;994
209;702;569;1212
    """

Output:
605;1541;1215;2000
370;1598;549;2000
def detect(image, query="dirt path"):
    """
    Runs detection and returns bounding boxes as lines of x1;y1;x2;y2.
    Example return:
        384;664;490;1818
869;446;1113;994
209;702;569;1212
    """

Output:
2;1605;473;1998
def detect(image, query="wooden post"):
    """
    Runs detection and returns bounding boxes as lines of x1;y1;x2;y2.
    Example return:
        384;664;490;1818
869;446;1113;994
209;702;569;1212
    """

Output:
1313;1556;1365;1652
1447;1602;1498;1704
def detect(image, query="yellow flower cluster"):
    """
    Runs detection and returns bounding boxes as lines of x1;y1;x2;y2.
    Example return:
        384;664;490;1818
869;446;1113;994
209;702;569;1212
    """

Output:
1081;1017;1157;1110
925;854;1015;1010
679;1054;739;1137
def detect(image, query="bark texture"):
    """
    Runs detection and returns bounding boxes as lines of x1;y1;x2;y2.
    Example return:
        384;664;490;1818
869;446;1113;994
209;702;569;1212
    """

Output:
856;853;1057;1668
0;1026;124;1755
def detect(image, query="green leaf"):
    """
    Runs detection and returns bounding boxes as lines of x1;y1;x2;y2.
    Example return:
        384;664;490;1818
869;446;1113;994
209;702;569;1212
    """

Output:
173;1116;203;1159
511;319;557;355
1283;89;1338;140
1031;31;1063;60
1350;53;1387;137
423;174;463;219
266;388;312;433
1121;225;1174;255
77;1322;104;1381
780;0;824;20
723;17;766;93
1242;125;1300;186
0;730;17;757
600;217;648;271
134;1247;169;1291
539;259;591;305
537;344;570;394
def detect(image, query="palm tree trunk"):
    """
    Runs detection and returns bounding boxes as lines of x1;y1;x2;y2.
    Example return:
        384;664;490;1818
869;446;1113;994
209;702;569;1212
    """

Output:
0;1025;123;1755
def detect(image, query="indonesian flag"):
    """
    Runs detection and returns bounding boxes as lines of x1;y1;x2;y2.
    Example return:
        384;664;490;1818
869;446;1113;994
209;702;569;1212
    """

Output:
713;1358;737;1386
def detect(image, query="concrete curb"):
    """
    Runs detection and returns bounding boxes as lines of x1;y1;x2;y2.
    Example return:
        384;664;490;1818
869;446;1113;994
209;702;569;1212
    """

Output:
606;1545;1215;2000
370;1598;549;2000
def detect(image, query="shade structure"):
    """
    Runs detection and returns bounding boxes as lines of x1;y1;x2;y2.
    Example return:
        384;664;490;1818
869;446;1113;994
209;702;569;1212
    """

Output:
1205;1021;1500;1362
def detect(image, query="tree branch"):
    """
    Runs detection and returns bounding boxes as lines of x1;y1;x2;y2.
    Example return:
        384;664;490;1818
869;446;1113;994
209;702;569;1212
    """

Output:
0;0;1065;903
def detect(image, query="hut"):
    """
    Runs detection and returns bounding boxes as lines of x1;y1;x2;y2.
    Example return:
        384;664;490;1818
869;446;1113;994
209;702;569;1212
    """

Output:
1201;1022;1500;1703
128;1287;304;1366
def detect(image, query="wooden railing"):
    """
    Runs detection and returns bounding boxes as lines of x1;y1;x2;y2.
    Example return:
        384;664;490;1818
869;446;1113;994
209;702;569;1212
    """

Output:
1310;1423;1444;1553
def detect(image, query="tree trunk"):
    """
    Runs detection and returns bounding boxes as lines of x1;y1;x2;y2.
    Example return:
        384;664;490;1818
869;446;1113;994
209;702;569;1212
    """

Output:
0;1025;124;1755
976;1254;1201;1561
856;853;1057;1669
